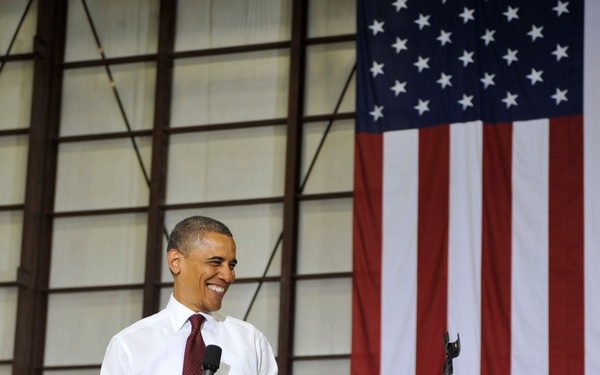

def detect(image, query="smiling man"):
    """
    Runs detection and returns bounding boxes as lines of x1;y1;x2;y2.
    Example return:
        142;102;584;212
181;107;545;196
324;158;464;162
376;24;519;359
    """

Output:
100;216;278;375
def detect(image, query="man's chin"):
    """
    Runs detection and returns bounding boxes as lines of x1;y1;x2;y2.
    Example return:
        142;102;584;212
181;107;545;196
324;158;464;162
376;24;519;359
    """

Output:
206;301;223;312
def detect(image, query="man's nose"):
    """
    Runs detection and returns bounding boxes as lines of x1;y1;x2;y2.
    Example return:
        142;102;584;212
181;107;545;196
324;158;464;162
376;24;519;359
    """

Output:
220;266;235;283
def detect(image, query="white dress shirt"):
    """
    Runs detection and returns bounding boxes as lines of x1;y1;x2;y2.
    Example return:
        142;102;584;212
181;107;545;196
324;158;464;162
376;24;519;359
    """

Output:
101;294;278;375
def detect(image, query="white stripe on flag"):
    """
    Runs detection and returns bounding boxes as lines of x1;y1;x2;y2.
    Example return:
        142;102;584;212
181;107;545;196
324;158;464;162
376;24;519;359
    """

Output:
584;0;600;373
511;119;549;375
448;121;483;375
381;128;419;374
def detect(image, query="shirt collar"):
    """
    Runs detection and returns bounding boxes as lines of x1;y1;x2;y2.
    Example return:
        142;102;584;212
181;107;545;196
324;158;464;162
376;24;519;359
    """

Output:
166;294;218;332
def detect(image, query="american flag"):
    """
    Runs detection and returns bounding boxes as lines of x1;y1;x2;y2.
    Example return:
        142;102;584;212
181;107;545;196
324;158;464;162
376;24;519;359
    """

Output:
352;1;600;374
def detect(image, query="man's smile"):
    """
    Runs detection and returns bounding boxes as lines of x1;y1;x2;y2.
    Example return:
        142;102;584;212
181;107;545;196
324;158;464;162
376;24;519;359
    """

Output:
208;284;226;294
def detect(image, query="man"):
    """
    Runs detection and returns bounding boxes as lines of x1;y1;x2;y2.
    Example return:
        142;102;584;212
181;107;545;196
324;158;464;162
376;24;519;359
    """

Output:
101;215;278;374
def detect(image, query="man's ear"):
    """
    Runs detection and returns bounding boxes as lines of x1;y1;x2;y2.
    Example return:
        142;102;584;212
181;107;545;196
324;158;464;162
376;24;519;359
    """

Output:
167;248;182;275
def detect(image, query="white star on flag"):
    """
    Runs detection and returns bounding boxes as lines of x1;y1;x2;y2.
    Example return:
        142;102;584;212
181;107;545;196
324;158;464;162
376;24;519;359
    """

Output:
437;30;452;46
369;105;384;121
390;80;407;96
370;61;384;77
458;94;475;110
527;25;544;41
503;49;519;65
392;37;408;53
458;50;474;67
415;14;431;30
414;99;430;115
504;6;519;21
369;20;385;35
526;69;544;85
414;56;430;72
392;0;408;12
480;72;496;88
481;29;496;46
502;91;519;108
553;1;570;16
437;73;453;89
551;88;568;104
552;44;569;61
459;7;475;24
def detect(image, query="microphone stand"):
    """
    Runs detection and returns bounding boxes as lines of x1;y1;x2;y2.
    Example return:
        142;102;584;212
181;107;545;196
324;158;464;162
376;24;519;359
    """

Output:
442;331;460;375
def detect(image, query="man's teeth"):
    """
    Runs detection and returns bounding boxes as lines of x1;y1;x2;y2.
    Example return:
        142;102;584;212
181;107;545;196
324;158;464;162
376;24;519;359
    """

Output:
208;285;225;293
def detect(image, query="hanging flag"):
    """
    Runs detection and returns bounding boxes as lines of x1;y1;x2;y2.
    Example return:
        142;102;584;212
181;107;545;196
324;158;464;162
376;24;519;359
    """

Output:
352;1;600;374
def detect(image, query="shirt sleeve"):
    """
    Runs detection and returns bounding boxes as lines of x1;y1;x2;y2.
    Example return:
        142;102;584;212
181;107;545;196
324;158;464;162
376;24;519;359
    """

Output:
257;331;279;375
100;335;134;375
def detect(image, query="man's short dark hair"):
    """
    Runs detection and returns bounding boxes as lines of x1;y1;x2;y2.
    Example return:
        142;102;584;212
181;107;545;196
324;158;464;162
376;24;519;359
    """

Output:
167;216;233;256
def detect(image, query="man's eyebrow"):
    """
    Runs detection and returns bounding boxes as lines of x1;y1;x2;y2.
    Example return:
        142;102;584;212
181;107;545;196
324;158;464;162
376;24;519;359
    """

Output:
206;256;238;264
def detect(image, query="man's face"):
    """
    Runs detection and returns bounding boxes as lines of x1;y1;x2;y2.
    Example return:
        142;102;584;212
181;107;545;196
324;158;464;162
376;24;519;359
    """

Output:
169;232;237;313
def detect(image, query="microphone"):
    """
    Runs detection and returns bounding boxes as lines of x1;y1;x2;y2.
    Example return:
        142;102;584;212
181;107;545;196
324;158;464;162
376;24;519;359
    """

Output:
442;331;460;375
202;345;222;375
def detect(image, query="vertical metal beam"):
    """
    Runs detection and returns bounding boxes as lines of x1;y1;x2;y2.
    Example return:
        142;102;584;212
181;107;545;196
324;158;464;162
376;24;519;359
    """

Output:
278;0;308;374
142;0;177;317
12;0;67;374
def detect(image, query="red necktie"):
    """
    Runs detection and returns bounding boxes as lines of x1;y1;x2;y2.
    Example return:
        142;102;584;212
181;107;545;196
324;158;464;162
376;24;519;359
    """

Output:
182;314;206;375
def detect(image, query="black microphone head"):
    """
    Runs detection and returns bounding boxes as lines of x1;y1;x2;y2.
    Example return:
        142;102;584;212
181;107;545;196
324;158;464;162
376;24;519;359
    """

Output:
202;345;222;371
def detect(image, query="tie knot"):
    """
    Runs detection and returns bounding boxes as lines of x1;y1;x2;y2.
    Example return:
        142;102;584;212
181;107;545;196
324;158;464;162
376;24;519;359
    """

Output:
189;314;206;330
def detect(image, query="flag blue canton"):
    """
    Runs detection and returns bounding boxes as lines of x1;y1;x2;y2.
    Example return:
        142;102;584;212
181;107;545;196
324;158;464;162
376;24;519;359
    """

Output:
356;0;584;133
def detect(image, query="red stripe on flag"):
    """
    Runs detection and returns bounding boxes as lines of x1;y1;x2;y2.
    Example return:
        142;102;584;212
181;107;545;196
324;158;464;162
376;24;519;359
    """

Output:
548;115;584;374
480;122;512;375
352;132;383;374
416;124;449;374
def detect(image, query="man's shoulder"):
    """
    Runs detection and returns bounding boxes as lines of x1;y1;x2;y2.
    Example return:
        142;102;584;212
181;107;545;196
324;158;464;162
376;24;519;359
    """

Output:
113;309;170;339
213;311;264;334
